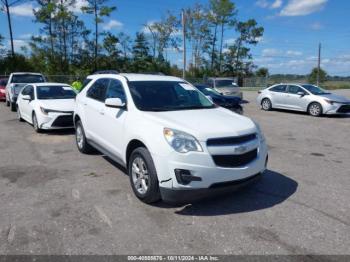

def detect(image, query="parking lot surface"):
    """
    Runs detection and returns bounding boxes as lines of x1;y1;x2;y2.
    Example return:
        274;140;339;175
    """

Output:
0;90;349;255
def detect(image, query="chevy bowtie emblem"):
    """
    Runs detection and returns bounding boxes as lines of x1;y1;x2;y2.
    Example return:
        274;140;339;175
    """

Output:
235;145;248;154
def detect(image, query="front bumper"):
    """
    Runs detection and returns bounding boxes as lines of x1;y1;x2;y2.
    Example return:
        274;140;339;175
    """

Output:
153;139;268;202
323;103;350;115
160;172;262;203
38;112;74;130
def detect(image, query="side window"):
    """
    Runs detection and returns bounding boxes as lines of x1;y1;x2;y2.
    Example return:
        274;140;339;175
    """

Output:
106;79;127;104
86;78;109;102
270;85;287;93
288;85;302;94
80;78;92;91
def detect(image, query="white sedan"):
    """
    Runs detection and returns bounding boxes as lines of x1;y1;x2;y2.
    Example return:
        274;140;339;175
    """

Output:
16;83;77;132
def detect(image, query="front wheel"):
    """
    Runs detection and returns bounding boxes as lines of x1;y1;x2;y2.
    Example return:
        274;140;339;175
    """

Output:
261;98;272;111
308;102;322;117
32;113;42;133
129;147;161;204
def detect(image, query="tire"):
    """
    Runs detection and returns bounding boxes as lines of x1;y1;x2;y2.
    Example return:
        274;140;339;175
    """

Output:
75;120;94;154
261;98;272;111
17;106;24;122
6;99;10;107
32;113;42;133
10;101;16;112
308;102;323;117
128;147;161;204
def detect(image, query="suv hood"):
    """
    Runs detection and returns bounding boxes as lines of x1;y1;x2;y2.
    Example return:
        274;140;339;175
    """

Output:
38;99;75;112
143;107;257;141
318;93;350;104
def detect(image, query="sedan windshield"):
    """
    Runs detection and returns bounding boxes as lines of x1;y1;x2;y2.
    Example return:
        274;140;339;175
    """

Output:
12;74;45;84
301;84;330;95
215;80;238;88
37;86;76;100
129;81;215;111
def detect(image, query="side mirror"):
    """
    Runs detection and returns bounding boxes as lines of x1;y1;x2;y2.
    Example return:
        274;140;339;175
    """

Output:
206;95;213;103
22;95;32;101
297;91;306;96
105;98;126;109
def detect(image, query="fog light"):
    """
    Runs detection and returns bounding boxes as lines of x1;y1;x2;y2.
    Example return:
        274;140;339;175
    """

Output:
174;169;202;185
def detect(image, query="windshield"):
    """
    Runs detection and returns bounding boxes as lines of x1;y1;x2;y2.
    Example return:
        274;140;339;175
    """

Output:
301;84;330;95
37;86;76;100
215;80;238;88
12;74;45;84
129;81;215;112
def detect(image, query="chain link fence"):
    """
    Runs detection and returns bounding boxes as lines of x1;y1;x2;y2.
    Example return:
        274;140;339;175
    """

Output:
1;74;349;90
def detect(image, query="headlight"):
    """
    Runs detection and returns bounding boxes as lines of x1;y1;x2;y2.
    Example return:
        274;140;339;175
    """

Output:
40;107;65;115
164;128;203;153
324;99;335;105
254;121;266;142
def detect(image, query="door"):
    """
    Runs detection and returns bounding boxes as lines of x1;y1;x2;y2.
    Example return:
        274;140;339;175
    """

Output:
18;85;34;121
101;79;128;159
285;85;309;110
84;78;109;144
269;85;288;108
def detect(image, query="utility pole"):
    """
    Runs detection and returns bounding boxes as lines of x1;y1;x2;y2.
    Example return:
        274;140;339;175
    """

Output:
4;0;15;57
181;10;186;79
317;43;321;86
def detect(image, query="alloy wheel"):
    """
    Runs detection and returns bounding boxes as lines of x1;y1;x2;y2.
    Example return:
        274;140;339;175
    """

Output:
76;125;84;149
131;157;149;195
309;104;321;116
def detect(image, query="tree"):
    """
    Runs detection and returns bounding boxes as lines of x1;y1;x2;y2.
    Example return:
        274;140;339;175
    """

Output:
117;32;131;58
0;0;28;56
256;67;269;77
185;4;211;74
132;32;151;72
145;12;180;60
208;0;236;72
233;19;263;76
82;0;116;71
308;67;327;84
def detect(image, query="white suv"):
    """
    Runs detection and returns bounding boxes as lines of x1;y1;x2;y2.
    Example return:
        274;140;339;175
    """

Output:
74;73;268;203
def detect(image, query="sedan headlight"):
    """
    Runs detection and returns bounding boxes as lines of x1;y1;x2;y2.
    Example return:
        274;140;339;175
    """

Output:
40;107;68;115
164;128;203;153
254;121;266;142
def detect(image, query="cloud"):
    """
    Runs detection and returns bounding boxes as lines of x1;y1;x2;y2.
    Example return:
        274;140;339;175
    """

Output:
225;38;236;45
280;0;327;16
7;39;29;52
271;0;283;9
256;0;283;9
286;50;302;56
103;20;123;30
310;22;323;30
10;3;38;17
69;0;88;13
256;0;270;8
262;48;281;56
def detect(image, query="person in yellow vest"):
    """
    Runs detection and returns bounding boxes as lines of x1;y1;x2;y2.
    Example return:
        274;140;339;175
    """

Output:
71;78;82;91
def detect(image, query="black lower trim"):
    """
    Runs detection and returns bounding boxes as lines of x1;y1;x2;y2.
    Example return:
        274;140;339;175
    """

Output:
160;173;262;204
52;115;74;127
337;105;350;113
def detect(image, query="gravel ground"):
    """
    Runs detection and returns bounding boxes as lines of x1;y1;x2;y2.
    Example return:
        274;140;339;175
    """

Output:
0;90;349;255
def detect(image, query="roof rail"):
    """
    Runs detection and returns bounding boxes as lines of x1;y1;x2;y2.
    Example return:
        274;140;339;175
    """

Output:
140;72;165;76
93;70;119;75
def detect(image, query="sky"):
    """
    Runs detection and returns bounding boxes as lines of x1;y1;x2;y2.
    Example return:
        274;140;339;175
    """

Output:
1;0;350;76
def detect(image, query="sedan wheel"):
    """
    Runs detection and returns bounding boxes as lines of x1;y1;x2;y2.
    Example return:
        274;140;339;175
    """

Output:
308;102;322;117
32;114;41;133
261;98;272;111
